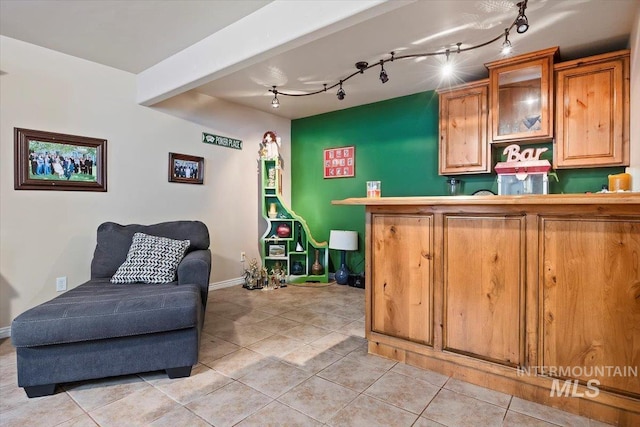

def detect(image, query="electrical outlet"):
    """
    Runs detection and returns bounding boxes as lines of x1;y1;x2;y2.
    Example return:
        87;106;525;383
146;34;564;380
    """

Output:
240;251;246;262
56;276;67;292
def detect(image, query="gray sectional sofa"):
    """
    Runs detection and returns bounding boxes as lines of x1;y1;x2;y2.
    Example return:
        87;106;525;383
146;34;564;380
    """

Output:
11;221;212;397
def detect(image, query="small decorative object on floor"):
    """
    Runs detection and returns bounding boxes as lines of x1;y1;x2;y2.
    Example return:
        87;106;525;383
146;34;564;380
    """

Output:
243;258;265;290
247;261;287;291
311;249;324;275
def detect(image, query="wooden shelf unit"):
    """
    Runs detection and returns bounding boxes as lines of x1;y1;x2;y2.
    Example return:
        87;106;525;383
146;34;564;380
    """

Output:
259;158;328;283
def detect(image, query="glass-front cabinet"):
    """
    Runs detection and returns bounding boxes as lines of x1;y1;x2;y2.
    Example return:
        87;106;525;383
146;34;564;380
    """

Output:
486;47;558;144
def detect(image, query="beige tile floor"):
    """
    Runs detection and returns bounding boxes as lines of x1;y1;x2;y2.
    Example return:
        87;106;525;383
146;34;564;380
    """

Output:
0;283;610;427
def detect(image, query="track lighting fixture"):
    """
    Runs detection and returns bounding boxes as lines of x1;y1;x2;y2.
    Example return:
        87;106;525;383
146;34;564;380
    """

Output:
379;60;389;83
501;29;512;55
515;1;529;33
441;49;453;78
268;0;529;106
336;81;346;100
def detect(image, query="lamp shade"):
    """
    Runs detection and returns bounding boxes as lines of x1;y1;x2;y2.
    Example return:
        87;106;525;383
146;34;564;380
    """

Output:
329;230;358;251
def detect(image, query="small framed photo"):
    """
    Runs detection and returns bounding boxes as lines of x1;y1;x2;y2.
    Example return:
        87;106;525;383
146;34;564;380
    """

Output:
268;244;286;257
14;128;107;191
169;152;204;184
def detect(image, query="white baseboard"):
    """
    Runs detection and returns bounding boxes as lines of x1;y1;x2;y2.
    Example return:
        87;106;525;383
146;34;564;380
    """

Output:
0;326;11;339
209;277;244;291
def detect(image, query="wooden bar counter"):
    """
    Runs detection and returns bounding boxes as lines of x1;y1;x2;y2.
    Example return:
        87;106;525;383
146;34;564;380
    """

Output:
333;193;639;425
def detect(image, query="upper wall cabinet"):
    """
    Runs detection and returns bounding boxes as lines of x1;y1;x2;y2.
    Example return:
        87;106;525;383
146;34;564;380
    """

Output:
553;50;630;169
486;47;558;144
437;79;490;175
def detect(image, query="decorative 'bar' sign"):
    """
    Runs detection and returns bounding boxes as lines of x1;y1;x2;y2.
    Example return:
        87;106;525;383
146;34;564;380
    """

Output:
495;144;551;175
202;132;242;150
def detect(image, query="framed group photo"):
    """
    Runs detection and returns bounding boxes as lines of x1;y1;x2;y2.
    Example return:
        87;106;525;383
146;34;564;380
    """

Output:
14;128;107;191
169;152;204;184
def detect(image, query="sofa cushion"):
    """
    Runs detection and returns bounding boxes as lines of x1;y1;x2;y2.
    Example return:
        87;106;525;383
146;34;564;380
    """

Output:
91;221;209;279
110;233;190;284
11;279;201;348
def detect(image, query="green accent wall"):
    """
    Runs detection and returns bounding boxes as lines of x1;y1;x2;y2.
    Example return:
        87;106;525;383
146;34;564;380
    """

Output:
290;90;624;275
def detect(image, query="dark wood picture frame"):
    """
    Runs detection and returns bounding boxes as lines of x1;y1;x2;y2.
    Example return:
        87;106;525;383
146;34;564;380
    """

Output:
168;152;204;184
14;128;107;191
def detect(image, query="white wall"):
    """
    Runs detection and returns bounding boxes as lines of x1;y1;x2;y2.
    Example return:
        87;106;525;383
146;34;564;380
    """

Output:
0;36;290;330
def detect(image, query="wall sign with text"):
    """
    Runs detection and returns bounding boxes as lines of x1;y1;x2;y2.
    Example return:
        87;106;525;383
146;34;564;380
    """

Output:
202;132;242;150
324;146;355;178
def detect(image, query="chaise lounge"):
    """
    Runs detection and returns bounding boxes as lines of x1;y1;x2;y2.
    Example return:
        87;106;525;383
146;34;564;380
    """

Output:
10;220;211;397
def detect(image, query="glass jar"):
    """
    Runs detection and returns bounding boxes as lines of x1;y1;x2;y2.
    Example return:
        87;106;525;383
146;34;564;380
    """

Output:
446;178;462;196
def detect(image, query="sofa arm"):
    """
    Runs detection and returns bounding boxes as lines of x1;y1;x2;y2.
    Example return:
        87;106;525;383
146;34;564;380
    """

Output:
177;249;211;308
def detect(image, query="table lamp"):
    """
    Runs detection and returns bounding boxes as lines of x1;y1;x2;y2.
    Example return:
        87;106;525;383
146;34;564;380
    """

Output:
329;230;358;285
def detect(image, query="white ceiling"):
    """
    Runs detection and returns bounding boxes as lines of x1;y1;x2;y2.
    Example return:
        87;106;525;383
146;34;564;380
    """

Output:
0;0;273;73
1;0;638;119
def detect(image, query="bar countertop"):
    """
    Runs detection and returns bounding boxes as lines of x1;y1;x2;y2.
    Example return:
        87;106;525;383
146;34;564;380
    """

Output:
332;192;640;206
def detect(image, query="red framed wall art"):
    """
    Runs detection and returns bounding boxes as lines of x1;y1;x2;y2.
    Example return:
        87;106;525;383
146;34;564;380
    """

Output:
323;146;355;178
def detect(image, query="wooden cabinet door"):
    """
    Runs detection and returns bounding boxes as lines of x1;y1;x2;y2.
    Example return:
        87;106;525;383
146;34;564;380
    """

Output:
486;47;557;144
554;51;629;168
443;215;525;366
371;214;432;345
438;80;489;175
541;218;640;397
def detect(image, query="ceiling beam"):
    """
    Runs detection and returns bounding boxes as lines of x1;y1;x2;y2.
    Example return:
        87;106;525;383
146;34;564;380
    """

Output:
136;0;413;106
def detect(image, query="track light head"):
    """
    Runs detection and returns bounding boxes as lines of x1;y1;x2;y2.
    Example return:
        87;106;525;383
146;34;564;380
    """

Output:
516;1;529;33
501;29;512;55
379;61;389;84
441;49;454;78
516;15;529;33
379;69;389;84
355;61;368;73
270;86;280;108
336;82;346;100
501;40;512;55
441;62;454;78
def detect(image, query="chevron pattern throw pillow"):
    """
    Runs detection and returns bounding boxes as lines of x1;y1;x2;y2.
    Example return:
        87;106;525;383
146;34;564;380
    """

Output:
110;232;190;284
